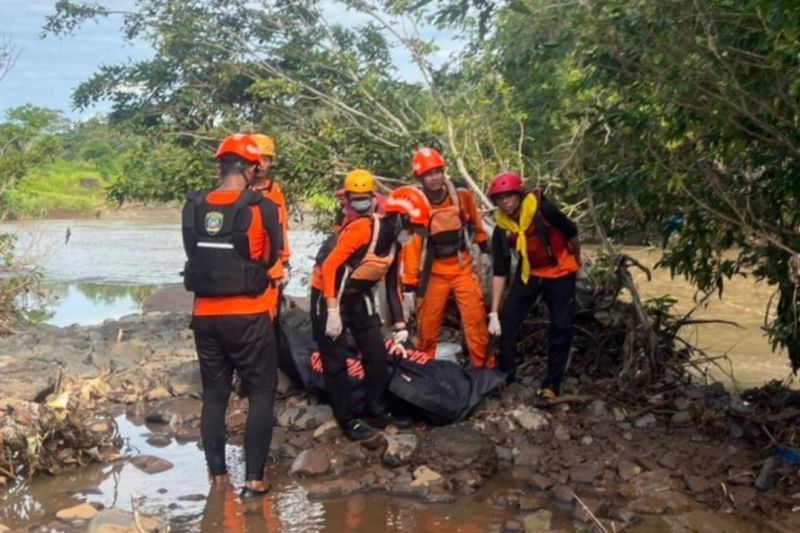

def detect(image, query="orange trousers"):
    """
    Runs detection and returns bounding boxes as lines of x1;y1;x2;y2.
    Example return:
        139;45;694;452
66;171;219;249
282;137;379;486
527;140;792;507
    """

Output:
415;270;492;367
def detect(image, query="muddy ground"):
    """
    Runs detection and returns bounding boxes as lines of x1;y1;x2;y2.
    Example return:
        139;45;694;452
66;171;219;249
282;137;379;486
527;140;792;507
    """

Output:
1;304;800;532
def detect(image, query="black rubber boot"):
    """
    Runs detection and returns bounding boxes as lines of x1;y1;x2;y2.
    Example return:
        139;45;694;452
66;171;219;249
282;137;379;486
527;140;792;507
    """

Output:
343;418;377;441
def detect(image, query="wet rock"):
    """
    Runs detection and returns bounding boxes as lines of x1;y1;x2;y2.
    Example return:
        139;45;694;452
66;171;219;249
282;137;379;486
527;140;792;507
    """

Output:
587;399;611;421
633;414;657;428
554;424;571;441
340;442;369;465
144;397;202;426
513;445;543;467
146;434;171;447
703;382;730;410
312;420;341;442
519;496;547;511
551;484;574;504
382;434;418;467
496;445;513;463
523;510;553;532
452;470;483;494
570;464;598;484
130;455;174;474
412;426;497;477
56;503;99;521
673;397;690;411
276;405;334;431
580;436;594;446
510;406;549;431
306;479;361;499
0;357;61;402
88;508;163;533
626;491;691;515
529;474;554;491
754;457;777;491
144;386;171;402
618;460;641;481
177;494;206;502
502;520;524;532
658;451;679;470
572;497;607;523
671;411;692;425
611;407;626;422
410;466;443;487
290;449;331;477
502;383;535;406
684;474;713;493
165;360;202;396
360;432;387;451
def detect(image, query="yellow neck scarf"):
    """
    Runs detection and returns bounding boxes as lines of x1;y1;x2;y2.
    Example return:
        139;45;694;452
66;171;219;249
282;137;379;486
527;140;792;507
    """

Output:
495;193;538;283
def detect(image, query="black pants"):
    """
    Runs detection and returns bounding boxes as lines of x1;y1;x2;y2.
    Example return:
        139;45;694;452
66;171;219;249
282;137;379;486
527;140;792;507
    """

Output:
310;287;389;426
192;313;277;481
498;273;576;391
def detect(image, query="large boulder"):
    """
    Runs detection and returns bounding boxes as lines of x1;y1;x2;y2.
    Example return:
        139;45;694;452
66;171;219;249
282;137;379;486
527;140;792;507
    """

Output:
0;357;61;402
412;426;498;478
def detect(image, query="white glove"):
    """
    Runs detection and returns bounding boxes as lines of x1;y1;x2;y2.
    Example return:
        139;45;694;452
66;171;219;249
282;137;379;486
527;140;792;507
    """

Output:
325;307;343;338
488;312;502;336
480;253;494;278
402;291;416;322
393;329;409;344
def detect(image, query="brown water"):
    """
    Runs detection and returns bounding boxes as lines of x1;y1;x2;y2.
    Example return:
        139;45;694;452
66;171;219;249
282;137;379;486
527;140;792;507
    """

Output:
0;414;576;532
621;247;795;390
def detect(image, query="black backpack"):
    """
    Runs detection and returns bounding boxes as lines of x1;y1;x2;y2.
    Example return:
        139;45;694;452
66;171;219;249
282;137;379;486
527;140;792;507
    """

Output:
182;190;273;297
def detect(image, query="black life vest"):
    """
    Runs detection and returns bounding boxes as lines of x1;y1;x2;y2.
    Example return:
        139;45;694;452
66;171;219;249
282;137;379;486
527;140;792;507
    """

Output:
181;190;270;297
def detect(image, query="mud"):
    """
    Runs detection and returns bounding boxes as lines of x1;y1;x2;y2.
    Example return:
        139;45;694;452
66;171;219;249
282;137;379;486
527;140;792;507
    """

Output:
1;307;800;532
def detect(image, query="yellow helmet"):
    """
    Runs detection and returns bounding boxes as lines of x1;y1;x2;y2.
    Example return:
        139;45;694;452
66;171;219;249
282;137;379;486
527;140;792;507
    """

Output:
251;134;276;158
344;169;375;194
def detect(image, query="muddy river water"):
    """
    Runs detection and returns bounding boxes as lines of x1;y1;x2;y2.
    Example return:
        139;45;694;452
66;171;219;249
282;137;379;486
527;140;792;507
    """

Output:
0;217;796;531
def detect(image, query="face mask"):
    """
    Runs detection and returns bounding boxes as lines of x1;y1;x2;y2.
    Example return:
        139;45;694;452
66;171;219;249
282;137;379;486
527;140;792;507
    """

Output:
397;229;413;245
350;198;372;213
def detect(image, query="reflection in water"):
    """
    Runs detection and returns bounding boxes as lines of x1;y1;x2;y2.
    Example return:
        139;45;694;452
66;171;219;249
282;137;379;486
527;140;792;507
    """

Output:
19;282;159;327
0;414;552;532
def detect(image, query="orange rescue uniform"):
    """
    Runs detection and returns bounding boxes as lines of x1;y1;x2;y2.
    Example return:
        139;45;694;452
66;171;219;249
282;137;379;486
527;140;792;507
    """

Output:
253;179;290;318
193;190;273;317
401;184;492;367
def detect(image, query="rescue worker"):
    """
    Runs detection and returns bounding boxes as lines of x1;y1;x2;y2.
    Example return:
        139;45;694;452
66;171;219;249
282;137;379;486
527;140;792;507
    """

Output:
182;133;282;495
486;172;581;406
310;172;430;440
401;147;494;367
250;134;291;317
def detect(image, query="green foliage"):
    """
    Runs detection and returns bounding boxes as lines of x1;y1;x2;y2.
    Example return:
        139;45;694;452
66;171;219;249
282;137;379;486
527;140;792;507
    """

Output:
7;160;109;217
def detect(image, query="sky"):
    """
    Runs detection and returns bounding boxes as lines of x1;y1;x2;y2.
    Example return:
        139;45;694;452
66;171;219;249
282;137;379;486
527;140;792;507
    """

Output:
0;0;460;121
0;0;150;119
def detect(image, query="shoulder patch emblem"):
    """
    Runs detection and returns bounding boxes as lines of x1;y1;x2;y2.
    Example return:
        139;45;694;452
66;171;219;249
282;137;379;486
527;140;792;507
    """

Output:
205;211;224;235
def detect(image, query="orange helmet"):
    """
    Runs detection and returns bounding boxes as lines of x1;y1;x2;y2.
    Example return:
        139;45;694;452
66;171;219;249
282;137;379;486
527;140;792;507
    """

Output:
214;133;263;164
251;133;276;158
385;186;431;228
411;147;446;178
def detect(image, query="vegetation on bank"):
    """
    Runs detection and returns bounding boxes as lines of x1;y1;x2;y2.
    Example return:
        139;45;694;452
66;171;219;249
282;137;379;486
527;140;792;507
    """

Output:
0;1;797;370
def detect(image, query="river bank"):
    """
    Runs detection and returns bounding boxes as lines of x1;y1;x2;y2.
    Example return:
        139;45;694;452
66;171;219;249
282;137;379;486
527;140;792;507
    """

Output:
1;301;800;532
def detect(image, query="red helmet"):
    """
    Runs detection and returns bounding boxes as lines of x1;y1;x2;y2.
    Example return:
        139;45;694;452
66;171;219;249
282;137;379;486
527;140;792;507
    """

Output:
385;186;431;227
411;147;446;178
488;172;525;200
214;133;263;164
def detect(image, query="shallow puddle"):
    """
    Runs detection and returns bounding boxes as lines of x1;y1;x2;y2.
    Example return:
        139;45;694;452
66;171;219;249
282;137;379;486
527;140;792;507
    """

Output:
0;414;575;532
